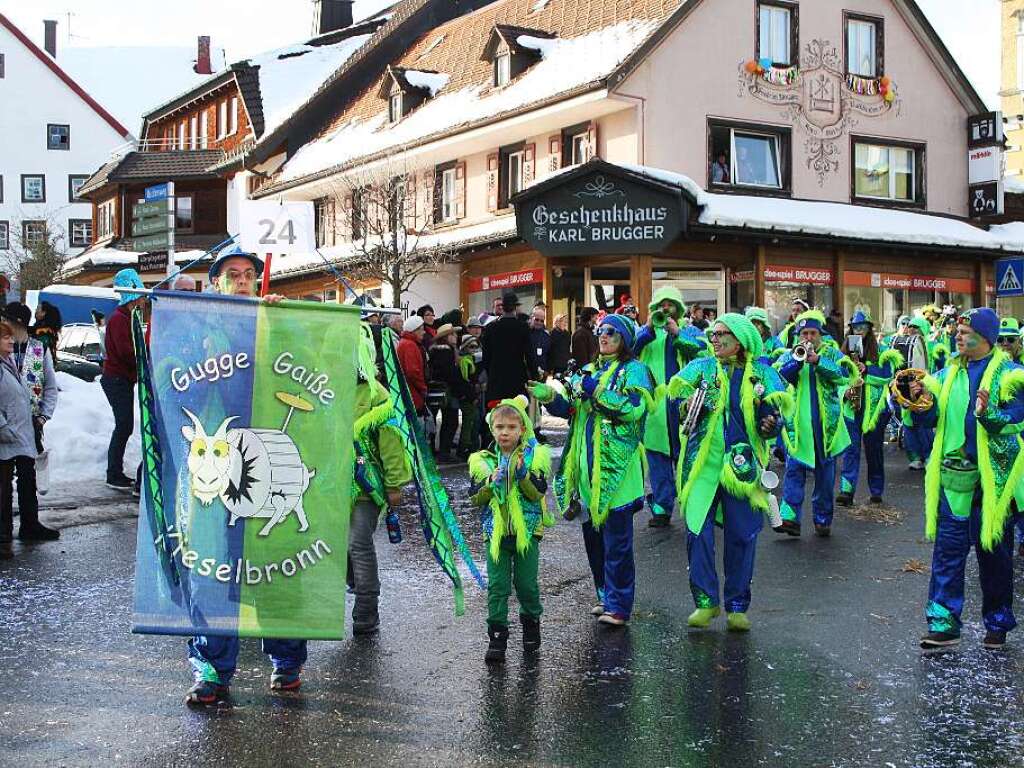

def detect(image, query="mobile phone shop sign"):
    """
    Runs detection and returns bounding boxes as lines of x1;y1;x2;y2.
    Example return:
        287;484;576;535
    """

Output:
515;169;687;257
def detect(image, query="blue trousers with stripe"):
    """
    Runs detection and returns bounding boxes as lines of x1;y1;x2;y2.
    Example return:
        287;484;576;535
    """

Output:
686;490;762;613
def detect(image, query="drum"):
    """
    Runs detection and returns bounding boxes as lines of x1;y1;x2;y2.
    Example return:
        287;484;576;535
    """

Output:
891;335;928;371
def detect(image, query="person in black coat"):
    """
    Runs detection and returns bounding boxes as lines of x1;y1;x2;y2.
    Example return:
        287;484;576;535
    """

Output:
548;313;572;375
571;307;600;367
482;292;532;409
429;323;470;460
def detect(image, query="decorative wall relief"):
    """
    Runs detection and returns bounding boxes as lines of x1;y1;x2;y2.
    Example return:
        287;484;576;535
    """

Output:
738;39;901;186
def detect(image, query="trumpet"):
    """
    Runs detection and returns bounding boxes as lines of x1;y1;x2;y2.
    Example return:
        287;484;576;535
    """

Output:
791;342;813;362
680;380;709;435
651;309;667;329
890;368;934;413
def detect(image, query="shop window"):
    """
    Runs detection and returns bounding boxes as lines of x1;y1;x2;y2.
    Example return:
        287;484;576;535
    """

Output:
68;174;89;202
69;219;92;248
845;13;883;78
22;220;47;248
498;142;526;208
21;174;45;203
175;195;194;232
757;2;797;68
708;120;790;193
852;139;922;206
0;222;8;250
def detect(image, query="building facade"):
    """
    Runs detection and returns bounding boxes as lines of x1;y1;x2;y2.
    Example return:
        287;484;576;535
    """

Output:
0;14;132;294
257;0;1019;333
1002;0;1024;180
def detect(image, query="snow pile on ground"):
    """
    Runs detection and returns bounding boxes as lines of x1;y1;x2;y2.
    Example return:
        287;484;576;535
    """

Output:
279;19;660;182
47;372;139;490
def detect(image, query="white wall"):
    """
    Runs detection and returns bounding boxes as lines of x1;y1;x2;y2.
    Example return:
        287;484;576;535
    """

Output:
379;263;460;314
0;22;129;264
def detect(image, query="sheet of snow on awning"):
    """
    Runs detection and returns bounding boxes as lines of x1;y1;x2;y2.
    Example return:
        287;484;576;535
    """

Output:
279;19;659;182
619;164;1024;253
517;35;557;56
250;34;372;137
404;69;450;96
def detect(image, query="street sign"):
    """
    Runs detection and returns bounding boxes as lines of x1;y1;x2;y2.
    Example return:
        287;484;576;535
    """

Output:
145;182;173;202
969;181;1004;219
995;258;1024;298
139;251;169;272
239;201;316;256
133;199;171;219
131;232;171;252
968;111;1003;149
131;216;167;236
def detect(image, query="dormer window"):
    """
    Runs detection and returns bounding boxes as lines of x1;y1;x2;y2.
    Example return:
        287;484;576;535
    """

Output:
482;25;554;88
379;65;448;123
495;52;511;87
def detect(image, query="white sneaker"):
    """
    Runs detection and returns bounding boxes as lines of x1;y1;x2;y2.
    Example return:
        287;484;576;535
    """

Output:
590;604;605;616
909;460;925;471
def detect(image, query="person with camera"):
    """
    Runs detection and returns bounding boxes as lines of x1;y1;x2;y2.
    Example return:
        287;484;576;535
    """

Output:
633;287;706;528
908;308;1024;651
776;310;857;537
669;314;787;631
836;311;901;508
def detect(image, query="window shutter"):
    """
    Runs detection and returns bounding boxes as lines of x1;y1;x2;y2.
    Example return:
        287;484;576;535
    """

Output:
404;173;417;231
586;120;599;161
548;135;561;172
524;143;536;184
486;152;500;211
425;168;438;225
455;161;467;219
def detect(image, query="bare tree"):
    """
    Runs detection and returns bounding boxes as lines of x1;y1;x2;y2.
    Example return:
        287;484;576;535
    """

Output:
324;155;459;306
1;214;70;294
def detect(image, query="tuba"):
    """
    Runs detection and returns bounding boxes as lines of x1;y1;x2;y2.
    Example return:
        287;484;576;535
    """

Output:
890;369;934;413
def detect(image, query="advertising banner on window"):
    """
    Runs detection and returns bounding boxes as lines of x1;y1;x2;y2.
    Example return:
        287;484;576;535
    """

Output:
765;265;833;285
844;271;974;293
467;268;543;293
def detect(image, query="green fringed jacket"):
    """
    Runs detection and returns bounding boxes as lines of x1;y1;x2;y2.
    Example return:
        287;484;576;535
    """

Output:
919;350;1024;551
670;356;790;534
776;344;858;467
538;356;654;527
840;347;903;433
352;380;412;511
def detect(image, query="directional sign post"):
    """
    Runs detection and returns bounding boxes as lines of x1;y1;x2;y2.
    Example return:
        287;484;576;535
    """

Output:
131;182;175;275
995;258;1024;298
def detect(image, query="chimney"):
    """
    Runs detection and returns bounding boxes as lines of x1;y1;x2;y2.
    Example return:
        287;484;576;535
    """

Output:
43;19;57;58
313;0;354;36
194;36;212;75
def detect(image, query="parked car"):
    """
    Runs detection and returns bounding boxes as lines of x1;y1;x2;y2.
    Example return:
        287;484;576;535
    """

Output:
56;323;103;382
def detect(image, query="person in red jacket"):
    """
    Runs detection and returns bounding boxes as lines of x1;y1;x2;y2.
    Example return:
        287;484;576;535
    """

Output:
398;315;429;414
101;269;147;491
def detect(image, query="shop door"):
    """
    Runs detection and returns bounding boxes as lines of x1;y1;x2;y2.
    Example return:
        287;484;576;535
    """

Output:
651;266;725;320
587;265;632;315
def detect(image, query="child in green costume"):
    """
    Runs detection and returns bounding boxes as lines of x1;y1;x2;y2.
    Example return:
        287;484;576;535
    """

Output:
469;395;553;664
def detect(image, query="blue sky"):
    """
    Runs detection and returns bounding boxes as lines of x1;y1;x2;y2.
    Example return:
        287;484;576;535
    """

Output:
1;0;1001;124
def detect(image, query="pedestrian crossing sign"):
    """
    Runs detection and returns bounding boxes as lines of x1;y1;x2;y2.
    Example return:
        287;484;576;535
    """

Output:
996;258;1024;297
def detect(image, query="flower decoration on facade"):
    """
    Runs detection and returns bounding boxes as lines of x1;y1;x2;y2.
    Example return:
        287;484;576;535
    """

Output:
744;59;799;86
846;73;897;103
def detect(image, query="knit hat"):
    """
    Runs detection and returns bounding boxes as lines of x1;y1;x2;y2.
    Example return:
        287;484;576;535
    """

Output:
207;244;264;283
1;302;31;328
403;315;424;333
960;307;1000;347
486;394;534;439
598;313;637;348
714;313;763;359
648;285;685;317
907;316;931;337
999;317;1020;338
896;315;910;328
849;309;873;328
744;306;770;327
113;268;145;305
459;335;480;354
794;309;826;334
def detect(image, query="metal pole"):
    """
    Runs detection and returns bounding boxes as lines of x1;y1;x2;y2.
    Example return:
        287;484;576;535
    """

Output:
110;285;405;314
166;181;176;279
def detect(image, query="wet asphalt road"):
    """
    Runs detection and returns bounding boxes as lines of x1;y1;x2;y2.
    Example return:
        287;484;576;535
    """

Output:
3;440;1024;768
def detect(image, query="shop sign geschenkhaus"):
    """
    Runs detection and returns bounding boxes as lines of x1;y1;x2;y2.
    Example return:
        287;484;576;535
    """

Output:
512;160;690;257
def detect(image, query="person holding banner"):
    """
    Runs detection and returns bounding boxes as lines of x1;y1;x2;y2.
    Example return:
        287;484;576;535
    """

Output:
669;314;788;630
907;309;1024;650
183;247;310;706
528;314;653;626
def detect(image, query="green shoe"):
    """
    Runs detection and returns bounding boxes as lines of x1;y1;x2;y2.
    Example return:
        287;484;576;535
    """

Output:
687;606;721;628
726;612;752;632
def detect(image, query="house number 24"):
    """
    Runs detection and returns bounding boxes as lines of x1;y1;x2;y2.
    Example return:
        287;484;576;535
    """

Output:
258;218;298;245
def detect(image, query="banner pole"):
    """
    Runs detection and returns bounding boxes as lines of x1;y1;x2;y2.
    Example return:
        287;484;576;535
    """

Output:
261;252;273;297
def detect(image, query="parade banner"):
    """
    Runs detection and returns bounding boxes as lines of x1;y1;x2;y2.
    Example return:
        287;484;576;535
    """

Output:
131;291;359;639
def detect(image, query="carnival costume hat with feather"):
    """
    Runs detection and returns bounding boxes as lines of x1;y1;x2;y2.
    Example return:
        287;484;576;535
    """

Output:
469;396;553;563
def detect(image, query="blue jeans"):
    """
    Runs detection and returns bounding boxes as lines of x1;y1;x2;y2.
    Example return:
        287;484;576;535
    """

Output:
687;490;762;613
926;492;1016;635
782;456;836;527
100;374;134;482
187;636;308;685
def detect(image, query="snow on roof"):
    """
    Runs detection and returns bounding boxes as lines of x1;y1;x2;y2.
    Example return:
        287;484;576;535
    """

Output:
278;19;659;183
60;247;211;278
531;0;552;11
270;215;519;279
60;46;226;135
403;69;450;96
1004;175;1024;195
245;34;373;138
618;164;1024;254
41;284;118;300
517;34;557;56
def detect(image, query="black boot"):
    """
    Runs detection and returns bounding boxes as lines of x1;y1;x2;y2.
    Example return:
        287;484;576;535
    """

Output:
521;614;541;653
485;622;508;664
835;493;853;507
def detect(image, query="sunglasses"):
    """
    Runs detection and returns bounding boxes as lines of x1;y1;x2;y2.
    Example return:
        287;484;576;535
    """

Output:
597;326;620;337
708;331;735;341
